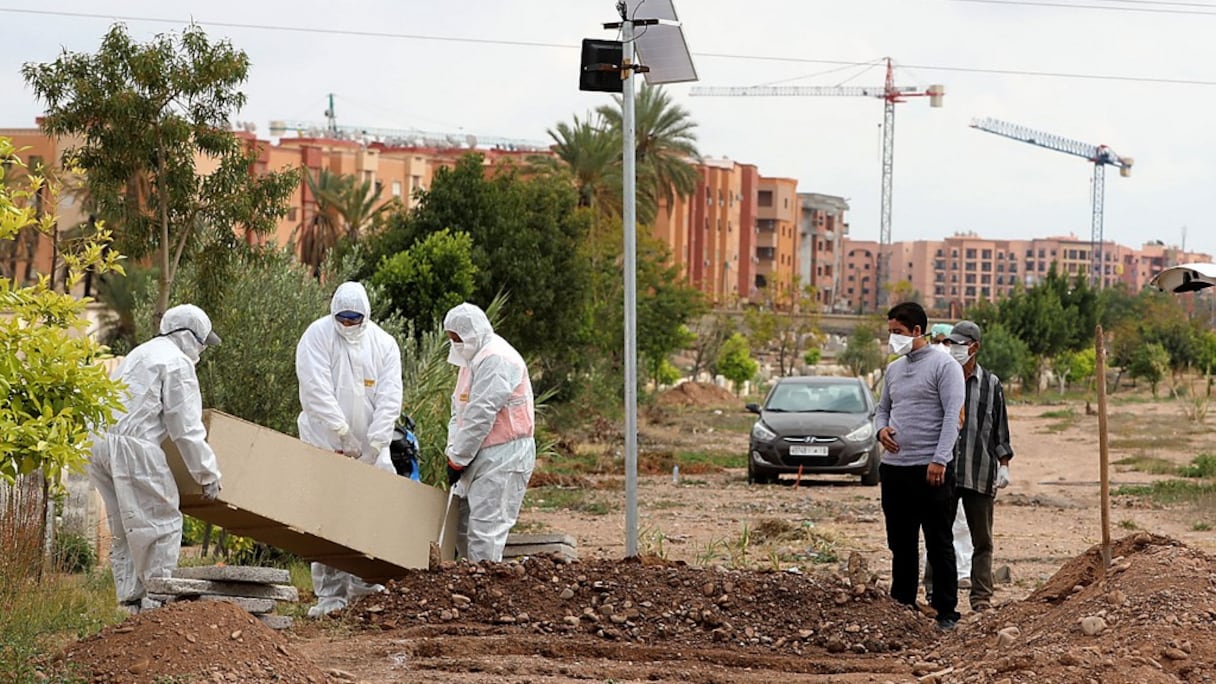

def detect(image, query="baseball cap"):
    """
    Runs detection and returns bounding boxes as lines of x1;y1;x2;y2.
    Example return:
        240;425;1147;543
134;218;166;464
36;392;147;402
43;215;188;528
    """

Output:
946;320;982;345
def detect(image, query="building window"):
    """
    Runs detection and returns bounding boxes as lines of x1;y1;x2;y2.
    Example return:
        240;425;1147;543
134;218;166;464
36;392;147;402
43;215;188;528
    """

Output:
758;190;773;207
411;175;422;190
966;248;977;259
391;180;402;198
287;207;298;222
982;249;992;260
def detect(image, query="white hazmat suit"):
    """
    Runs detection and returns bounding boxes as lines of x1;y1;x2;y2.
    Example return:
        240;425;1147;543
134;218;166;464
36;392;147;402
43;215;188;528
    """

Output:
296;282;403;616
443;303;536;562
89;304;222;611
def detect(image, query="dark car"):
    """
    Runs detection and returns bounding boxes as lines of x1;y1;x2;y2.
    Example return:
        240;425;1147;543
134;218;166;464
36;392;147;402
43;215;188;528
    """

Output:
746;376;881;486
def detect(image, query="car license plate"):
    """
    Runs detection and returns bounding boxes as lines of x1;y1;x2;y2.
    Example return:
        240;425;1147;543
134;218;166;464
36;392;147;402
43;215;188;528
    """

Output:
789;445;829;456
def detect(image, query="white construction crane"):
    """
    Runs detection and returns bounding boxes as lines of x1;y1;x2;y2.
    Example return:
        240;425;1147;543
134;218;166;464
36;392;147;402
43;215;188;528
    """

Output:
690;58;944;304
970;117;1133;287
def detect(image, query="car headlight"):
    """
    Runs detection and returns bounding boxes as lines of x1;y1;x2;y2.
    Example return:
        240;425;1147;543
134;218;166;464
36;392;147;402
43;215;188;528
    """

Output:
844;422;875;442
751;421;777;442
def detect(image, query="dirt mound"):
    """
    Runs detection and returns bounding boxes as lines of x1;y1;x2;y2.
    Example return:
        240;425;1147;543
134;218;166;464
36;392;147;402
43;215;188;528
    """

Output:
657;381;739;408
939;533;1216;683
348;554;939;656
57;600;330;683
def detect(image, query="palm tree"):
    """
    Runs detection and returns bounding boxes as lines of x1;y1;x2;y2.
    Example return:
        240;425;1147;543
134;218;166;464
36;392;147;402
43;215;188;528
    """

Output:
295;169;399;274
537;113;622;216
597;84;701;218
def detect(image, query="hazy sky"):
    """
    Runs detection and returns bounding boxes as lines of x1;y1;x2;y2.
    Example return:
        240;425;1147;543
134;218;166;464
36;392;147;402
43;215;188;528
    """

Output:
2;1;1213;257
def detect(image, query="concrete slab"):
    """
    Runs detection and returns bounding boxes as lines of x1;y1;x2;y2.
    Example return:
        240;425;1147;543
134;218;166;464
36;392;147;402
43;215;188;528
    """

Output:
198;595;277;614
258;614;294;630
145;577;299;602
174;565;290;585
163;411;459;582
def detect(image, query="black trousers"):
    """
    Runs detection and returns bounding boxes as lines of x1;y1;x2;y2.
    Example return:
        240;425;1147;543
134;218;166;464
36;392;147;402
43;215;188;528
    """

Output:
880;462;959;622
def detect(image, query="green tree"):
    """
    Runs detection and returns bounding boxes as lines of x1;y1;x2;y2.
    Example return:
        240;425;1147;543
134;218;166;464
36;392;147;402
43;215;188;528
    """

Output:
839;322;886;379
0;137;125;486
372;228;477;332
23;23;297;317
534;113;621;217
297;169;398;275
687;313;734;379
367;154;591;386
745;284;820;377
638;256;704;388
976;322;1033;389
1129;342;1171;397
597;84;700;224
717;333;758;394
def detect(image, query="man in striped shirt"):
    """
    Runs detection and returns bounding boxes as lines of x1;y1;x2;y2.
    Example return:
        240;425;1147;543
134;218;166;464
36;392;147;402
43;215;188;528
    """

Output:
932;320;1013;612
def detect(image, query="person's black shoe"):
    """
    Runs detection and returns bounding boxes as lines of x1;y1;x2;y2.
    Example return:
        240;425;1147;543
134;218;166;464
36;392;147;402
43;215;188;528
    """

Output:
936;617;958;631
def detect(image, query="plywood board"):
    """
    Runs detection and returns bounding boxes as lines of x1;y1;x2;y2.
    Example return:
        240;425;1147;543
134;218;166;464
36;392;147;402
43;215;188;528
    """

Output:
163;410;458;583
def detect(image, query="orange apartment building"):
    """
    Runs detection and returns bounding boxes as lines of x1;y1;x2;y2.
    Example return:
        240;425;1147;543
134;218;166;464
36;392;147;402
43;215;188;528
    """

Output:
837;232;1213;314
754;177;799;304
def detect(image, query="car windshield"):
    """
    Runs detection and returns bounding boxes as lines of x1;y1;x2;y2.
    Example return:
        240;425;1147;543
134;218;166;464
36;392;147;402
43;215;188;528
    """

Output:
765;383;867;413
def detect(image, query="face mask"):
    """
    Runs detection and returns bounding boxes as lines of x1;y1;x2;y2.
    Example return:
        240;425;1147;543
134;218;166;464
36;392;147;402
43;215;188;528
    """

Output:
930;343;950;355
889;333;914;357
336;320;366;343
950;345;974;364
447;340;478;366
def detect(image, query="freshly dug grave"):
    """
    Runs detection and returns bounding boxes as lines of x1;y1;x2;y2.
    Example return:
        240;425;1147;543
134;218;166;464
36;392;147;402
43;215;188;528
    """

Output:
939;533;1216;684
348;553;940;655
56;600;330;683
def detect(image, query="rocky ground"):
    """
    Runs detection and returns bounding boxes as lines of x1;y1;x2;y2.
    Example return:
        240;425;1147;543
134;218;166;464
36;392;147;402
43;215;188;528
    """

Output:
49;384;1216;682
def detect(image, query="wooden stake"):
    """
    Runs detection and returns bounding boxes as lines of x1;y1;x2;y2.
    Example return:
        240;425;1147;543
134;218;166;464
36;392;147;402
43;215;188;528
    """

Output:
1095;325;1112;570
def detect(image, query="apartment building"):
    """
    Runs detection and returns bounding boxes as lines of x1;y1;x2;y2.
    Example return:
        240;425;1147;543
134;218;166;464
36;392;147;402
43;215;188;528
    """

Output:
755;176;800;304
836;232;1213;314
798;193;849;312
654;158;764;305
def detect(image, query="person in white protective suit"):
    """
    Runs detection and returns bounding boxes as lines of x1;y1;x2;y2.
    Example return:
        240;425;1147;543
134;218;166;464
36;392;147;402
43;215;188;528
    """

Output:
88;304;223;614
443;303;536;563
295;281;403;617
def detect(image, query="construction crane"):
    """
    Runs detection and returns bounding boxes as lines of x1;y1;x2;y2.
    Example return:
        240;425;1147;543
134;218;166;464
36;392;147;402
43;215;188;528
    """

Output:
690;58;944;303
969;117;1133;288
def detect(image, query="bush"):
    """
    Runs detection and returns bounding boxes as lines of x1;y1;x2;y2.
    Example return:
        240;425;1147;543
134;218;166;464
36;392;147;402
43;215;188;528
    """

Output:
52;532;96;574
717;333;758;394
803;347;822;367
372;228;477;333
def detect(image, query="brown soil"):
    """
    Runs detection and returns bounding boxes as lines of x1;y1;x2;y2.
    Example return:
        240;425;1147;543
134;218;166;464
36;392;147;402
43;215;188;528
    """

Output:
56;600;331;683
656;381;739;408
939;533;1216;683
347;554;937;655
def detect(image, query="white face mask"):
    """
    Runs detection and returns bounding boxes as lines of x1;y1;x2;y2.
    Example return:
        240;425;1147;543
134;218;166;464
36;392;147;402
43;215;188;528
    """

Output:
447;340;477;366
336;320;366;343
930;343;950;355
950;344;974;364
889;333;914;357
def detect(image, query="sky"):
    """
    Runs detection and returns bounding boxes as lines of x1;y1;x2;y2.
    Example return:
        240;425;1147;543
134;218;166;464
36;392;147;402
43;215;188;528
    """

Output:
2;0;1213;257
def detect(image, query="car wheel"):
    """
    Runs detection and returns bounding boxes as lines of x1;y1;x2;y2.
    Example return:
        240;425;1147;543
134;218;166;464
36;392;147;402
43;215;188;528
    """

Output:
860;449;881;487
748;459;774;485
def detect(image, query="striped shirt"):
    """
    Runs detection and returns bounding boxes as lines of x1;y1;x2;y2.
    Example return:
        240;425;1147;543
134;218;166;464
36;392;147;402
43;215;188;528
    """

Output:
955;364;1014;496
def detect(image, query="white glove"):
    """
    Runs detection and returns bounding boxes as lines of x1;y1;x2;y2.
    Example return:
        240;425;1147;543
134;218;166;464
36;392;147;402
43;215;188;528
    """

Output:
996;464;1011;489
335;424;361;456
363;440;386;462
201;481;221;502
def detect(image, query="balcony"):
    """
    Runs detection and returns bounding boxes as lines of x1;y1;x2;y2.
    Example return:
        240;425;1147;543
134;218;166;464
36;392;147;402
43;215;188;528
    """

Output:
756;219;777;233
756;247;776;261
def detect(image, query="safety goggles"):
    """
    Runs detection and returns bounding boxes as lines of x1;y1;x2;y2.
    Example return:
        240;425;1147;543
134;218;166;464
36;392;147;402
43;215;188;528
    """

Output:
334;311;365;326
161;326;222;346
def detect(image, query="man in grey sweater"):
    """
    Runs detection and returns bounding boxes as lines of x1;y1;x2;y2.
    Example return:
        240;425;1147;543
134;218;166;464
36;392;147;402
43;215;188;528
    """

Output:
875;302;966;630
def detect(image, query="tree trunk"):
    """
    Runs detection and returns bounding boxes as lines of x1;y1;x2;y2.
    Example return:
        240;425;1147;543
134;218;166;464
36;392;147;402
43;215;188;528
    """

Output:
156;139;172;320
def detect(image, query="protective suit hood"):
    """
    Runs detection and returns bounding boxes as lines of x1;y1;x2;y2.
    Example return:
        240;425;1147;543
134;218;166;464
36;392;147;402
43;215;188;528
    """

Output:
159;304;220;363
330;282;372;343
443;303;494;366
